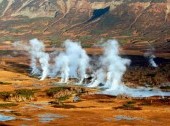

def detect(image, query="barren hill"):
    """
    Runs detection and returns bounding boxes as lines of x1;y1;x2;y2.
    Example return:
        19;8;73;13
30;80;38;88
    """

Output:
0;0;170;51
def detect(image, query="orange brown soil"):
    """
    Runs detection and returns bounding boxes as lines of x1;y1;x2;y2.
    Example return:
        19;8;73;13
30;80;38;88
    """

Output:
0;44;170;126
1;41;170;58
0;96;170;126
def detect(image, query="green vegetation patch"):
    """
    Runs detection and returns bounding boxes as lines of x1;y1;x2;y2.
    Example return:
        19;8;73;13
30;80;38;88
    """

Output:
0;81;12;85
46;87;71;97
0;91;14;101
58;95;70;102
46;35;63;46
0;89;39;101
115;100;142;110
15;89;38;99
77;35;95;48
0;36;18;43
0;103;18;108
100;15;121;28
91;29;104;35
79;35;92;43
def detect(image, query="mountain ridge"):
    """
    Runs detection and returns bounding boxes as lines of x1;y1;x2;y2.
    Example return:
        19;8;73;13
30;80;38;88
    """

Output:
0;0;170;51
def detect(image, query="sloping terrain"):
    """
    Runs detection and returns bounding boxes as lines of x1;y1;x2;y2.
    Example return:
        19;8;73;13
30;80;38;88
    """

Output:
0;0;170;51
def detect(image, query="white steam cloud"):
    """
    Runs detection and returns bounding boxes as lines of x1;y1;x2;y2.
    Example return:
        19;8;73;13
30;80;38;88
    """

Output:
18;39;90;83
29;39;50;80
102;40;131;90
88;40;131;91
13;38;170;97
148;54;158;68
13;38;50;80
88;40;169;97
50;40;90;84
64;40;90;83
144;47;158;68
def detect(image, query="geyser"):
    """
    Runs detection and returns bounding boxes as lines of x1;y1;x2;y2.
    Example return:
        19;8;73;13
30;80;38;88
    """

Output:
88;40;131;89
144;48;158;68
29;39;50;80
13;38;170;97
17;39;90;83
88;40;170;97
13;38;50;80
101;40;131;90
50;40;90;84
64;40;90;84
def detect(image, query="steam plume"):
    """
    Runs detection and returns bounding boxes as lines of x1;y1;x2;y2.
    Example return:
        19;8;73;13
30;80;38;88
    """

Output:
13;38;170;97
29;39;50;80
88;39;131;90
102;40;131;90
50;39;90;83
53;52;70;83
144;47;158;68
88;40;169;97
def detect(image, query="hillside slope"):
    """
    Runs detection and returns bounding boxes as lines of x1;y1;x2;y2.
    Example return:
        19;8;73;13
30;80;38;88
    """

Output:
0;0;170;51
